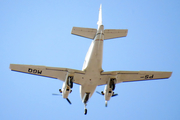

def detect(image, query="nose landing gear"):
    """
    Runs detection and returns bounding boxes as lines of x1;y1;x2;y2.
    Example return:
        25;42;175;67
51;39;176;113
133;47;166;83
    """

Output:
83;93;90;115
84;109;87;115
84;104;87;115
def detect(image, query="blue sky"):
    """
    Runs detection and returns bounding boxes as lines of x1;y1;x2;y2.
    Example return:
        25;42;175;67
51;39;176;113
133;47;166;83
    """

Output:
0;0;180;120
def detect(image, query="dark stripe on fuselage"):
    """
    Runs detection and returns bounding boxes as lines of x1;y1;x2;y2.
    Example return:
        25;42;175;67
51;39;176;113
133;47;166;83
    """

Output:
95;39;103;41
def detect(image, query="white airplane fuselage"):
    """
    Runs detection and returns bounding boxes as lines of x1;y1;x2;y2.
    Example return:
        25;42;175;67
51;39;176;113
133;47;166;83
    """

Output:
9;4;172;115
80;25;104;101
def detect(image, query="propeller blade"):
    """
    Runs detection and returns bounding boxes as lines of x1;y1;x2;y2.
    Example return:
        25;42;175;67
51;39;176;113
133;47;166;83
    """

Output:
52;93;62;96
112;93;118;97
66;98;72;104
52;94;71;104
96;91;104;95
96;91;102;95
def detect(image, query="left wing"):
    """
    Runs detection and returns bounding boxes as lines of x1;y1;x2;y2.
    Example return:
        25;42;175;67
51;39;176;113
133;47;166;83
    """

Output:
10;64;85;84
98;71;172;85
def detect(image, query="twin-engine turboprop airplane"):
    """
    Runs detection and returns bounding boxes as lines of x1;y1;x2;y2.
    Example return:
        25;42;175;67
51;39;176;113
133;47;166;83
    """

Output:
9;5;172;115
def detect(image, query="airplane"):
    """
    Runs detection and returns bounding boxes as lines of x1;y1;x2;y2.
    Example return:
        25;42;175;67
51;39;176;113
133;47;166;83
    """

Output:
9;5;172;115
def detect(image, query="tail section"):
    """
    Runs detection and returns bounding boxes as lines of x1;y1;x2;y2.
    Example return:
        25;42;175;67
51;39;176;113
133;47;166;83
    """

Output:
71;27;97;39
97;4;103;28
104;29;128;40
71;4;128;40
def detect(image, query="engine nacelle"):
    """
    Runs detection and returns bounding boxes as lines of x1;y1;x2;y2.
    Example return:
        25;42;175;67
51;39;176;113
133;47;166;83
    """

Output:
104;85;112;101
60;75;74;99
104;78;116;101
61;82;71;98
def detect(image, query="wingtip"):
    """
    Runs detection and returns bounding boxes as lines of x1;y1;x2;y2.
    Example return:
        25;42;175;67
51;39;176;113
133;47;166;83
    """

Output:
168;72;173;78
9;64;14;70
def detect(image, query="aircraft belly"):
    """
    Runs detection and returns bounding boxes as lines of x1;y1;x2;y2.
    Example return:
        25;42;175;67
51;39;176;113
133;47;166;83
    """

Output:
80;85;97;100
80;26;104;102
79;71;101;101
85;40;103;72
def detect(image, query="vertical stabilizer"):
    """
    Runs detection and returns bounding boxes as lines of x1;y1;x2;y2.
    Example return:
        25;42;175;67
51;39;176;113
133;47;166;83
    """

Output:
97;4;103;28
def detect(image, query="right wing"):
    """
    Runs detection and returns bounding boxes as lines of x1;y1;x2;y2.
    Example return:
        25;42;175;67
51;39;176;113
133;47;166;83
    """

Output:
10;64;85;84
98;71;172;85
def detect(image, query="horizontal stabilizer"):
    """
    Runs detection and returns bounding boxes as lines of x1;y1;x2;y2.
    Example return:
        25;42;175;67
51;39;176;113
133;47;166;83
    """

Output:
104;29;128;40
71;27;97;39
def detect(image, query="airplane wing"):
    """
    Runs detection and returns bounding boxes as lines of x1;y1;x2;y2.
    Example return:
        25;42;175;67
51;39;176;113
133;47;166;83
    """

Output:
98;71;172;85
10;64;85;84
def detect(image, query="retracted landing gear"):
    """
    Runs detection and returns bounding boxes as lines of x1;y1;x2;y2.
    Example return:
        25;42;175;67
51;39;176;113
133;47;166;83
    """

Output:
109;78;116;91
68;76;73;88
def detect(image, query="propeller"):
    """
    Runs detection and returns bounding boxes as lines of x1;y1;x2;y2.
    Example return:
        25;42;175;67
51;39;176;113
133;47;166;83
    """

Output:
96;91;101;95
52;93;72;104
66;98;72;104
96;91;118;97
96;91;104;95
52;93;61;96
112;93;118;97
